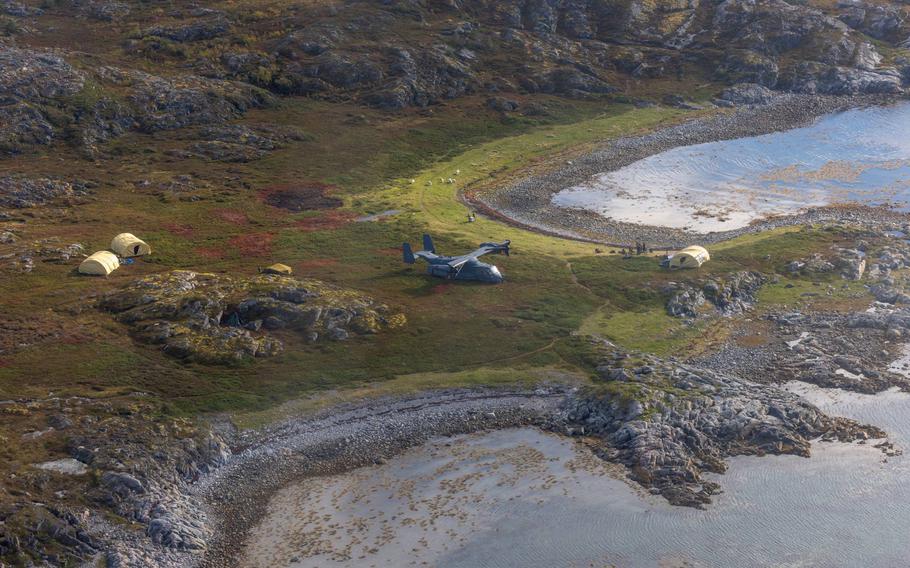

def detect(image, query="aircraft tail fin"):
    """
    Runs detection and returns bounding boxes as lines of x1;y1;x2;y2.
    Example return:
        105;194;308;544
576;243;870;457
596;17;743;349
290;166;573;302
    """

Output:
423;234;436;254
403;242;415;264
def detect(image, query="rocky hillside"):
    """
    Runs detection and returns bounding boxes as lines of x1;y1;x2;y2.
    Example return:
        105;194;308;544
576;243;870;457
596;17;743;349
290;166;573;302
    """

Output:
1;0;909;158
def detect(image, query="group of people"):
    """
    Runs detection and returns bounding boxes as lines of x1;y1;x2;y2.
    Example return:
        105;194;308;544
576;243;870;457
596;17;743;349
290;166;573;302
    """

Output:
621;241;650;258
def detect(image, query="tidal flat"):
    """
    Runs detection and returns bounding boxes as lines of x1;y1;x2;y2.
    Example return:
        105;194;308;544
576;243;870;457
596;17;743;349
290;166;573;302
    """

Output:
241;381;909;568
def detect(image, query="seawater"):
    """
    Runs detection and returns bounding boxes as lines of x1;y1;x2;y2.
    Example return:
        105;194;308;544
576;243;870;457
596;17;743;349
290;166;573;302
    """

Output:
552;103;910;232
241;384;910;568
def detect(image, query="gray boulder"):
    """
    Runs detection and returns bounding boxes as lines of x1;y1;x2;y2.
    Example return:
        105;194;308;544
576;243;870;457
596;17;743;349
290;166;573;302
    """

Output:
717;83;775;106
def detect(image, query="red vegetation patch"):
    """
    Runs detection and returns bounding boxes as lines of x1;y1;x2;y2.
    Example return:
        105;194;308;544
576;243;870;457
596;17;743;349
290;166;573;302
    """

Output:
164;223;196;238
375;247;404;257
195;246;226;260
213;209;249;225
297;258;339;270
228;232;274;257
295;211;357;232
0;317;88;355
59;333;90;345
258;182;343;212
431;283;453;294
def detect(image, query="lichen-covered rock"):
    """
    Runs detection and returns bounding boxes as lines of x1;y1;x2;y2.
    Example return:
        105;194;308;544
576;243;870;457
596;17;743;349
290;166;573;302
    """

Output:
716;82;775;106
0;237;84;273
703;271;766;315
0;102;55;153
1;0;42;17
0;47;272;156
97;67;272;133
99;271;405;364
81;0;130;21
666;286;706;318
0;176;90;208
0;47;85;100
144;16;231;43
666;271;766;318
183;124;304;162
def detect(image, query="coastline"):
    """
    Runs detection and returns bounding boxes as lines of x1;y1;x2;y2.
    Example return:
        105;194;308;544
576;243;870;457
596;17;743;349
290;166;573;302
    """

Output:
471;94;909;248
98;94;910;568
193;387;570;567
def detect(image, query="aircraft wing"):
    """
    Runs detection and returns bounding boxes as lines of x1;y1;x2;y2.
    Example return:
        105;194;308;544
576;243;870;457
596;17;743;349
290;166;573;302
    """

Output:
447;251;484;269
447;243;507;268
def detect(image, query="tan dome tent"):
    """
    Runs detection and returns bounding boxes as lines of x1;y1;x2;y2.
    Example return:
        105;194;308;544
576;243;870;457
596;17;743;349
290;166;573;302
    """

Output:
110;233;151;258
669;245;710;269
261;263;293;275
79;251;120;276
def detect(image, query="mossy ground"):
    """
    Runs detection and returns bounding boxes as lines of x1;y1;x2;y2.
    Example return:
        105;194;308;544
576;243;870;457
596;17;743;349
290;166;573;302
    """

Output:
0;1;880;421
0;91;877;421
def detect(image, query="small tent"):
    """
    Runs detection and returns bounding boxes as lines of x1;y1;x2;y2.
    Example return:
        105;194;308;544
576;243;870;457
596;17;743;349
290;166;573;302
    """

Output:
79;251;120;276
111;233;151;258
261;263;293;275
669;245;710;269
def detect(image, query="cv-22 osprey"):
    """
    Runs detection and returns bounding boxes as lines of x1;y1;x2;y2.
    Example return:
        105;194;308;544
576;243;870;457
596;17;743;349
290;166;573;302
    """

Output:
402;234;510;283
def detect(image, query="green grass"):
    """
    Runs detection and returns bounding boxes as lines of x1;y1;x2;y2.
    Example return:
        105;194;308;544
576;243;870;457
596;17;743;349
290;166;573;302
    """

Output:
579;305;713;356
0;80;877;424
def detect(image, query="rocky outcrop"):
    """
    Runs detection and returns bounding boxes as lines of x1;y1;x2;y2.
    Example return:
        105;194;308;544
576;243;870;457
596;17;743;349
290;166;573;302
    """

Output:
840;2;907;42
666;271;766;318
704;271;766;315
564;342;886;507
1;1;905;159
789;246;870;280
0;102;55;153
0;394;237;567
1;0;42;17
0;45;272;156
0;47;84;100
81;0;130;21
666;285;706;318
181;124;306;162
144;16;231;43
97;67;271;133
98;271;406;364
0;237;84;273
693;233;910;394
200;0;909;109
0;176;91;208
716;82;775;106
0;48;85;153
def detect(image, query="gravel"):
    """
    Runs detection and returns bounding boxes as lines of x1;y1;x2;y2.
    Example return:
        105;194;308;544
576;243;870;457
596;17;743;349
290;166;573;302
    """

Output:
192;387;570;567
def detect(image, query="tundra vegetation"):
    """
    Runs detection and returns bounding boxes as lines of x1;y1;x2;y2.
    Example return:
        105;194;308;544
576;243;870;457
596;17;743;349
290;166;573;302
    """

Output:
2;0;910;565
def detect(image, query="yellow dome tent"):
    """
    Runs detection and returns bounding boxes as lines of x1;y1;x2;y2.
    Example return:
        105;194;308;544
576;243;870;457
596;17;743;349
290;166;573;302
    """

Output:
110;233;151;258
261;263;293;275
669;245;710;269
79;251;120;276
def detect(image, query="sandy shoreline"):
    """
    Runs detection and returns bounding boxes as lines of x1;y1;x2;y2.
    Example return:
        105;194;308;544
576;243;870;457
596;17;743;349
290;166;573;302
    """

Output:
193;388;570;567
472;93;910;248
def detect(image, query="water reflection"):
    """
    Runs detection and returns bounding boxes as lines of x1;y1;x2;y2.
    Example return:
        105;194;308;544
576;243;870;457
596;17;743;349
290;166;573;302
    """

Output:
553;103;910;232
244;383;910;568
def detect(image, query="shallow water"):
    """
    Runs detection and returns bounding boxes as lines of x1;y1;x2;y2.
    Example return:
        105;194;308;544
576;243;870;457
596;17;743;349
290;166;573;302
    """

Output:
242;382;910;568
552;103;910;232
